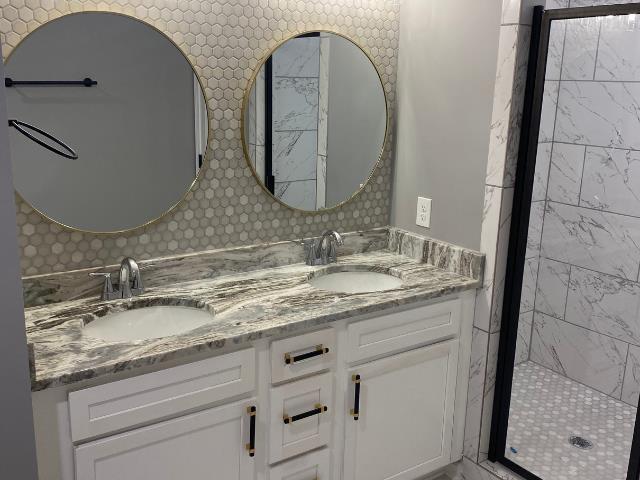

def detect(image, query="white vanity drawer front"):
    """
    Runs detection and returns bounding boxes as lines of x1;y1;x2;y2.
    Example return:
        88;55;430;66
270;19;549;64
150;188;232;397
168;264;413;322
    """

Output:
69;348;256;442
271;329;335;383
269;448;331;480
269;372;333;464
346;299;461;363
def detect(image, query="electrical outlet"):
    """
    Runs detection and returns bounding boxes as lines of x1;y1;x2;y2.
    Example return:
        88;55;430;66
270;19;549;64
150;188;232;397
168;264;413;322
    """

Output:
416;197;431;228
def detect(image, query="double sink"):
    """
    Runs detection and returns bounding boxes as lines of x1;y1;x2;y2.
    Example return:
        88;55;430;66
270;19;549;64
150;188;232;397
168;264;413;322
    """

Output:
83;266;404;343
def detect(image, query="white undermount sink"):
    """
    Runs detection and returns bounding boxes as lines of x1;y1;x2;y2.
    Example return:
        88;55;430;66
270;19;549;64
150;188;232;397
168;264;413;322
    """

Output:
308;268;403;294
83;305;215;342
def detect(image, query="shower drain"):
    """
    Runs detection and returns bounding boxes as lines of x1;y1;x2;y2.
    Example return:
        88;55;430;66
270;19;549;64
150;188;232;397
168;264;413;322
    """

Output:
569;435;594;450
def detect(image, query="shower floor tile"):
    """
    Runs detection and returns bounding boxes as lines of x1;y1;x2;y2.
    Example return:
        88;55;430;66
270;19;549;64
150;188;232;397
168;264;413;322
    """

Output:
505;361;636;480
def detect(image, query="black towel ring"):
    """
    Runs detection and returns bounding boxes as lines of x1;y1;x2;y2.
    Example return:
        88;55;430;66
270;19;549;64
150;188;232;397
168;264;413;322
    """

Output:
8;119;78;160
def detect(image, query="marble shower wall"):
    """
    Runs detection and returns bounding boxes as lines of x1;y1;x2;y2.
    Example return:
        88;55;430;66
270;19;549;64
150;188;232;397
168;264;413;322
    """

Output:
0;0;399;276
272;35;328;209
530;9;640;408
462;1;640;478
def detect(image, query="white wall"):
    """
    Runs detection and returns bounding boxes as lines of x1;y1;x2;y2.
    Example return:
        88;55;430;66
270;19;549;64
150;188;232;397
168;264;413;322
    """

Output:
0;57;39;480
391;0;502;250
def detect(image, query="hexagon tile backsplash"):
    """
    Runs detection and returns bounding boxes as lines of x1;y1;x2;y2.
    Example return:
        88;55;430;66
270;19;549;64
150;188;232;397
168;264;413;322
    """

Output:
1;0;399;276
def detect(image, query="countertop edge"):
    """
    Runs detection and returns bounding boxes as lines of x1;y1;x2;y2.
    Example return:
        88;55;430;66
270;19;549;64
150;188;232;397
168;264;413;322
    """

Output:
31;278;480;391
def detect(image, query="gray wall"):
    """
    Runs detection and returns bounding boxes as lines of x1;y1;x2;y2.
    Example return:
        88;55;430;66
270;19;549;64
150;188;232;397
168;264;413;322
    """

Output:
0;58;39;480
6;12;198;232
326;36;386;207
391;0;502;250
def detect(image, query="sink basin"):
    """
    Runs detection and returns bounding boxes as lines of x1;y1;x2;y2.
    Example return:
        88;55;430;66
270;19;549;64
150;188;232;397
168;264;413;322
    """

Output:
83;305;215;342
308;267;403;294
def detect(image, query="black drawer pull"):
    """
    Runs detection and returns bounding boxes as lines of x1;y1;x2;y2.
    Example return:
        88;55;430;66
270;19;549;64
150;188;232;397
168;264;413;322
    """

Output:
350;374;361;420
283;403;328;424
284;344;329;365
246;406;256;457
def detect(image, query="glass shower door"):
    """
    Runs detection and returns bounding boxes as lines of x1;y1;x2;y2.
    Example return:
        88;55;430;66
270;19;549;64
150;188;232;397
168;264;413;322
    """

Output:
490;4;640;480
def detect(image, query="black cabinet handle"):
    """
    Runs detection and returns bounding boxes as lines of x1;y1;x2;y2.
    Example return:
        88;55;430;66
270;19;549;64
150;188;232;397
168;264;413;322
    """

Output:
283;403;328;424
350;374;361;420
284;344;329;365
246;406;256;457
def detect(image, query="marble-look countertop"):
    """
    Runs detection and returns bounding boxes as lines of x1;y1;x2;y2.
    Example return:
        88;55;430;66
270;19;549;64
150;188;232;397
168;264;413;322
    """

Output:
25;249;481;391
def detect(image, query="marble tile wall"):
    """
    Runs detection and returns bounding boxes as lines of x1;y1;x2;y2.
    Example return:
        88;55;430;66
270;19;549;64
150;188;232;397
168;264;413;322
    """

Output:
464;1;640;478
272;36;320;210
0;0;399;276
466;0;531;466
271;35;332;210
531;8;640;407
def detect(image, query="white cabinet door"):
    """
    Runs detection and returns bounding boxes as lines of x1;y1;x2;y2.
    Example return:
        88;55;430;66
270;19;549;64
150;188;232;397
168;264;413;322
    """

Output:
75;399;257;480
343;341;459;480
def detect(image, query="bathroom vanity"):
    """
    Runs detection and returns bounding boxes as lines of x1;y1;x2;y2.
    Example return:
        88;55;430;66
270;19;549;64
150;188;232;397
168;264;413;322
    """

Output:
25;229;483;480
6;11;484;480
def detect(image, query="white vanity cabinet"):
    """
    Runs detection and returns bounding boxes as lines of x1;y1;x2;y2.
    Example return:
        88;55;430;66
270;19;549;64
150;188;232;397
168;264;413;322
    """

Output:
31;292;474;480
343;342;459;480
74;399;257;480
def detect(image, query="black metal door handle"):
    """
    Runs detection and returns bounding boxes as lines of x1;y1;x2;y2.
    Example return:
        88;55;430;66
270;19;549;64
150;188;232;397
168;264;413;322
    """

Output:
283;403;328;424
284;344;329;365
246;406;256;457
350;374;361;420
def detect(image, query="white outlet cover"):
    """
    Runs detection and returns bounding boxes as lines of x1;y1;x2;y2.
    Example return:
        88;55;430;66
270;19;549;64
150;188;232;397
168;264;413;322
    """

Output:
416;197;431;228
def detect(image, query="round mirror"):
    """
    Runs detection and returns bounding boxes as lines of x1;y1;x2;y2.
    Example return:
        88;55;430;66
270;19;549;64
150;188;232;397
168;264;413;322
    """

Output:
5;12;209;233
242;32;387;212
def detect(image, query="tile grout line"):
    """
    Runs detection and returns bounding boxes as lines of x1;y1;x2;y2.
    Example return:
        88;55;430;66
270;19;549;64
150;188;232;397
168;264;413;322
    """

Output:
536;253;640;285
546;197;640;223
537;303;640;350
562;264;572;322
553;139;640;153
575;145;587;207
592;17;603;81
621;345;631;403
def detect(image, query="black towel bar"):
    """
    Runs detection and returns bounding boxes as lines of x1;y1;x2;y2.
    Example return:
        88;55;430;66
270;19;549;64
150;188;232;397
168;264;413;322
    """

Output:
5;77;97;87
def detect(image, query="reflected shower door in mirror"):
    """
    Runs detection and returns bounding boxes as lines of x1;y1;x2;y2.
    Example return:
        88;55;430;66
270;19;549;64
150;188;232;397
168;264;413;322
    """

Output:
242;32;387;212
5;12;209;233
491;5;640;480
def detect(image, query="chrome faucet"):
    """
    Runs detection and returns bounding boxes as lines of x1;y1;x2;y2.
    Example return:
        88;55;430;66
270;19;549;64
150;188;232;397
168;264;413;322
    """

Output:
118;257;143;298
305;230;344;266
89;257;144;301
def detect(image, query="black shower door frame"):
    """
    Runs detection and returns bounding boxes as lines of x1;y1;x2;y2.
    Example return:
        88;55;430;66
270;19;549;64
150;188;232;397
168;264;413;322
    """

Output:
487;4;640;480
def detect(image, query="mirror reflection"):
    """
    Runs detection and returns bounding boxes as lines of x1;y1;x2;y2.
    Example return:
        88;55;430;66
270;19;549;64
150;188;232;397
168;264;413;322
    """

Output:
243;32;387;212
5;12;208;233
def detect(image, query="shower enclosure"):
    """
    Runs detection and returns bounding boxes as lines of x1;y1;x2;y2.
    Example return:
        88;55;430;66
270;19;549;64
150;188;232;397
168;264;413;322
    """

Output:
489;4;640;480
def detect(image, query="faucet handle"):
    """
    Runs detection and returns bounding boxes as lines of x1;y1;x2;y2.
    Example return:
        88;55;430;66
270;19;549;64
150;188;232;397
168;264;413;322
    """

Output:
89;272;117;301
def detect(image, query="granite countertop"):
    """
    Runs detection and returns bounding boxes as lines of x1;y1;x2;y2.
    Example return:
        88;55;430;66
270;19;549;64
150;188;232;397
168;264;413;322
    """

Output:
24;229;484;391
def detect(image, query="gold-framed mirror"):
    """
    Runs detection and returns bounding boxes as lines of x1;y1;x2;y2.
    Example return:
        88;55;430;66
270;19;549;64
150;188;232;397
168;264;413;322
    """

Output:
5;12;209;234
242;31;388;213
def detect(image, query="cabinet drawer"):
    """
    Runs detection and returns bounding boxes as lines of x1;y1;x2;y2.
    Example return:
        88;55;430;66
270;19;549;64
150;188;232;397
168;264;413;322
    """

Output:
75;398;257;480
269;372;333;463
69;348;256;442
346;299;460;363
271;329;335;383
269;448;330;480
